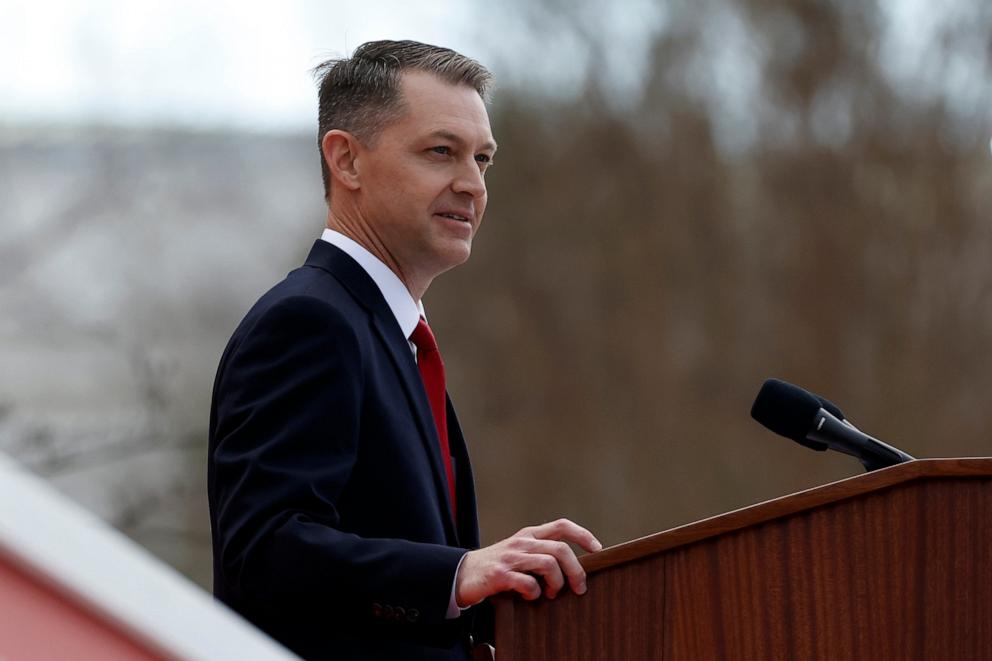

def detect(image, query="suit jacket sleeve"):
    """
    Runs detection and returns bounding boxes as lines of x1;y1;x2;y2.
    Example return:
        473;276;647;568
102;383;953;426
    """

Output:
211;295;466;627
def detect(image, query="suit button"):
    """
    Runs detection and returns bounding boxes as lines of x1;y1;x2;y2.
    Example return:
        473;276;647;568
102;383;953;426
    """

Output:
393;606;405;621
407;608;420;623
371;602;383;618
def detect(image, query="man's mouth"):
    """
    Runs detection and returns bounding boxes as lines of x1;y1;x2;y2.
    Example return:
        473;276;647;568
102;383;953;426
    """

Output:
436;211;471;222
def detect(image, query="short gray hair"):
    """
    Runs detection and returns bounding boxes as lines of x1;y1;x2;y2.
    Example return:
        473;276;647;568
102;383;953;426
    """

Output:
313;40;493;201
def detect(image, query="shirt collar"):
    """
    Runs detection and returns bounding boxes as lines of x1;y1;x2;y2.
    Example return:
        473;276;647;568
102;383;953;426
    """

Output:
320;228;424;340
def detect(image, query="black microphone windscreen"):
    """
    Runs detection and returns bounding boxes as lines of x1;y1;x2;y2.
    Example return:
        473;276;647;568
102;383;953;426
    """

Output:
750;378;822;442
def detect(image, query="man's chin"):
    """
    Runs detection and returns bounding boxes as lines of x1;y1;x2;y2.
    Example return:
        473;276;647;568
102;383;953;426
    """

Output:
433;242;473;274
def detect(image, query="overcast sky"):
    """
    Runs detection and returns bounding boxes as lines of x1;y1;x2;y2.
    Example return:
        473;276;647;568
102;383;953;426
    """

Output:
0;0;487;131
1;0;987;141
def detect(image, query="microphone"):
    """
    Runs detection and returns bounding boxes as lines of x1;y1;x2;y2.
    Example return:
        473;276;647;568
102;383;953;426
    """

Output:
813;394;844;422
750;378;914;471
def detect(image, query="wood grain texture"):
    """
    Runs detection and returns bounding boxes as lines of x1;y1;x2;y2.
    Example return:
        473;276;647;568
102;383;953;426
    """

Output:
495;458;992;660
583;458;992;574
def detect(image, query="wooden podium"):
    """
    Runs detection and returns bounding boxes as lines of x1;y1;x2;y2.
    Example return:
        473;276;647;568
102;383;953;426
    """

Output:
494;458;992;660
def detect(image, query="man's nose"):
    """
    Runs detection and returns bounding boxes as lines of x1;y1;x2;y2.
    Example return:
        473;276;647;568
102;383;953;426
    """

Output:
452;160;487;198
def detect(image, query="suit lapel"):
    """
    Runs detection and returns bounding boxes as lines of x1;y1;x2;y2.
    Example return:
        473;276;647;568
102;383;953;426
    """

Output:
447;396;480;548
304;241;459;544
371;319;461;545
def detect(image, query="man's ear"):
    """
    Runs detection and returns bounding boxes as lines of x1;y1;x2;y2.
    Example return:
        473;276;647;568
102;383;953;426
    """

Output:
321;129;362;192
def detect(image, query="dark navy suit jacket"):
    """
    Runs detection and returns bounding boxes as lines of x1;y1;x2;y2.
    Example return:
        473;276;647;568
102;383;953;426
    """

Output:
208;240;491;660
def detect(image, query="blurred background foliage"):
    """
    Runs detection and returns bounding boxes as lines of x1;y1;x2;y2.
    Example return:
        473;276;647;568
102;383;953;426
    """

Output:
1;0;990;587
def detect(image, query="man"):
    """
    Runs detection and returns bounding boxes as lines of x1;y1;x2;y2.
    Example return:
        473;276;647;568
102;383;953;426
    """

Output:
208;40;601;660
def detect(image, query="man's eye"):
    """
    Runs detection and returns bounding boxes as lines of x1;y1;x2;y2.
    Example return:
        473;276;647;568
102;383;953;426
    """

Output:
431;146;451;155
475;154;491;164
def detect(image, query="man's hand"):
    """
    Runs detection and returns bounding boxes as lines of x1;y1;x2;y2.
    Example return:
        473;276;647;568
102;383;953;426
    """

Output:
455;518;602;608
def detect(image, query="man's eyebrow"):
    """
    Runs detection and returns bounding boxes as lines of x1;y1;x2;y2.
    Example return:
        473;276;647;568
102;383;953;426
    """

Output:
429;129;498;153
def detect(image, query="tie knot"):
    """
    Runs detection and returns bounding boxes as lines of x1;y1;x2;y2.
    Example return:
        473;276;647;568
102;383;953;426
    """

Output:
410;318;438;354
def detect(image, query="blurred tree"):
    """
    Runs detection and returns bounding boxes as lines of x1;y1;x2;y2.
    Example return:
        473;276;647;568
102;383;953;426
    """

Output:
432;0;992;546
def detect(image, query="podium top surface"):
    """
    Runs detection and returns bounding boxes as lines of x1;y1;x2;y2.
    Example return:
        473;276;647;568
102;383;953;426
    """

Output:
582;457;992;574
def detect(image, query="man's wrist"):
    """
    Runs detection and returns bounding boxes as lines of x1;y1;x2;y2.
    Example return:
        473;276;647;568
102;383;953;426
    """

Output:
446;551;470;619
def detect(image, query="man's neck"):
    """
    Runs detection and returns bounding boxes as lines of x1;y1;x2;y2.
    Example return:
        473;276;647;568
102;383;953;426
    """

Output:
325;211;430;300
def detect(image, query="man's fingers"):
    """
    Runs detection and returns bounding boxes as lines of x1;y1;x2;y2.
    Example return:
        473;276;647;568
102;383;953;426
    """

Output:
526;538;587;595
510;551;565;598
575;528;603;553
507;571;542;601
527;518;603;553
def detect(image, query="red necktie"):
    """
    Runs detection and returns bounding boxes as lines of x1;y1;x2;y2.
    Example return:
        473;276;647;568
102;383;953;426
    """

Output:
410;318;457;519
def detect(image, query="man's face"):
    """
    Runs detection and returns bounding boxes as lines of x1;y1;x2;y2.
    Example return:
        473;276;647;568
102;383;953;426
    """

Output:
354;71;496;285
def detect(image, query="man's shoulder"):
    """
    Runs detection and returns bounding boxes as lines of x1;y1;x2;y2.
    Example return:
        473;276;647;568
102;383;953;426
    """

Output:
240;264;363;334
265;261;354;306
